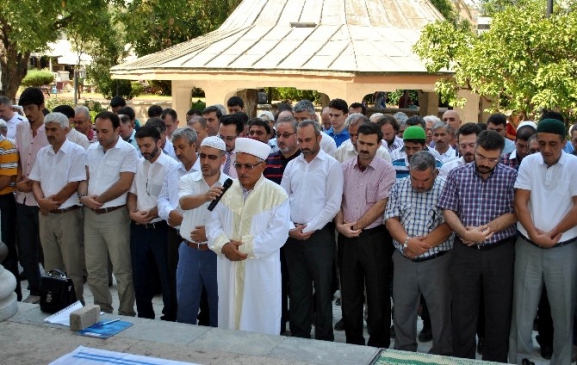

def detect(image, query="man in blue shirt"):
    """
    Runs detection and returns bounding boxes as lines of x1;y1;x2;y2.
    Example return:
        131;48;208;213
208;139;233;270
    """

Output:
326;98;350;148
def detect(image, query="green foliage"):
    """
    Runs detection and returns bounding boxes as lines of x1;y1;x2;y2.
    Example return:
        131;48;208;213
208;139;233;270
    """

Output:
430;0;458;24
387;90;420;107
270;88;320;103
0;0;119;99
191;100;206;112
21;69;54;87
414;0;577;119
121;0;242;58
130;82;144;98
45;97;76;112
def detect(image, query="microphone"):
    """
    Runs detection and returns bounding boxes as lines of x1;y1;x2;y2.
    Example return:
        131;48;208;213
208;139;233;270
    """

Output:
207;178;233;211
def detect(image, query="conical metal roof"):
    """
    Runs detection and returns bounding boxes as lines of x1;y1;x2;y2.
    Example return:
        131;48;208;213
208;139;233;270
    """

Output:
112;0;444;77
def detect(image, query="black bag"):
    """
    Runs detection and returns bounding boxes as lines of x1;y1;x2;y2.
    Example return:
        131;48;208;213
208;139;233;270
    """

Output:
40;269;77;313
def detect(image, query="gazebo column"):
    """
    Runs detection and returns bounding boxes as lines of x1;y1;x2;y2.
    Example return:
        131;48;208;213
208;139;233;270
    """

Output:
418;91;439;117
172;80;194;127
454;90;481;123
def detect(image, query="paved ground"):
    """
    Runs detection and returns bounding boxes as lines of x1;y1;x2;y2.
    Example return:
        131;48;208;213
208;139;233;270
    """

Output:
15;271;557;364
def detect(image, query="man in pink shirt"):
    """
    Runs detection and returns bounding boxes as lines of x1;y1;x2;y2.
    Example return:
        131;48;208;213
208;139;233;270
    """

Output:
15;87;49;304
335;122;396;347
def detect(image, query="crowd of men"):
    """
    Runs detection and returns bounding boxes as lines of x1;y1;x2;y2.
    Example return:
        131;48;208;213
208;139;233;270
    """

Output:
1;87;577;365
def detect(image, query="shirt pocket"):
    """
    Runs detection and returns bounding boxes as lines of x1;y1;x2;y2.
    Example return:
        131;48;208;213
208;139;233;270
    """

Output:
400;202;413;223
104;158;121;175
427;205;443;230
366;183;379;204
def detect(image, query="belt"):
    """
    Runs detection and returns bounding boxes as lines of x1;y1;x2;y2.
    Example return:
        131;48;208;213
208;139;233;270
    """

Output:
138;221;167;229
91;205;126;215
464;236;513;250
49;205;80;214
358;225;386;237
408;250;449;263
521;234;577;249
185;240;210;251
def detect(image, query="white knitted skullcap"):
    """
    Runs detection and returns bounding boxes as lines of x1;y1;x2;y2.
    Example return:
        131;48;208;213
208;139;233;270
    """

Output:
200;136;226;151
235;137;271;160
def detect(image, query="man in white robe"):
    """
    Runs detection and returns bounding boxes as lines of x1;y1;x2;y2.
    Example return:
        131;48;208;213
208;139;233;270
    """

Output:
206;137;290;335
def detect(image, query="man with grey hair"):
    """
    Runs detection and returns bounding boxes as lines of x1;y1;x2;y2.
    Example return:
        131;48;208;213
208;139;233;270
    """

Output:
282;120;344;341
385;151;453;355
0;95;24;139
157;127;204;323
334;113;391;163
369;112;383;123
394;112;409;137
432;122;457;163
74;105;97;143
321;107;331;132
187;116;209;145
424;115;441;146
281;104;337;157
29;112;87;303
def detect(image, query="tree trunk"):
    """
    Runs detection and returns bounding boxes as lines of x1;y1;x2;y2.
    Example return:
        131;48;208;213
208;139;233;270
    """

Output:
0;40;29;102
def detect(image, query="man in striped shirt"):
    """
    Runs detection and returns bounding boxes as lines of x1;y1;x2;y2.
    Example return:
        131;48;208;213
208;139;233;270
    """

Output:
0;132;20;300
391;126;442;180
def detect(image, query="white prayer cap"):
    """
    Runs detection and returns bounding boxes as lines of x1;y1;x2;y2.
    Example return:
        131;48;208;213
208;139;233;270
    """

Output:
259;111;274;121
235;137;271;160
518;121;537;130
200;136;226;151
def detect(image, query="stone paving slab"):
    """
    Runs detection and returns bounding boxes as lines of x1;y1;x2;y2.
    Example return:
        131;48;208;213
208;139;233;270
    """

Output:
189;327;286;357
268;336;380;365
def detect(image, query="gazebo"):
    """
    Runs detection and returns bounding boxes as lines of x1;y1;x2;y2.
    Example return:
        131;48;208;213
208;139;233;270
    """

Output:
111;0;480;122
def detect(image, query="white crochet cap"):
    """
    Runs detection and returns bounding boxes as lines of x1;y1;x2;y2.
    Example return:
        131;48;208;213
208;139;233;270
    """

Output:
259;111;275;121
200;136;226;151
235;137;271;160
517;121;537;130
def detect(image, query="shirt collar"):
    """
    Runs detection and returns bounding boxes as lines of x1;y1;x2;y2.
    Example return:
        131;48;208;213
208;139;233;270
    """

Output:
50;138;73;155
298;147;327;162
353;155;378;171
509;149;518;159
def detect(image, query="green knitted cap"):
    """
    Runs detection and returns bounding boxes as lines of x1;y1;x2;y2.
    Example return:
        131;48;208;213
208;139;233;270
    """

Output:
537;118;566;137
403;126;426;140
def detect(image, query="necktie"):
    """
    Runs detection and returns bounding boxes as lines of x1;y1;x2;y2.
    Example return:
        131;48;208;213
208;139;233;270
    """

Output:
223;153;231;175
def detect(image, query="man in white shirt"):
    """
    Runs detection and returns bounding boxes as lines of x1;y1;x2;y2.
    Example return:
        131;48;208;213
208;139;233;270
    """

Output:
157;127;201;323
29;112;87;303
119;114;138;149
432;122;457;163
52;105;90;150
333;113;391;163
0;96;24;140
145;117;177;159
79;111;138;316
376;114;404;153
509;119;577;365
281;120;344;341
439;123;482;177
177;136;228;326
127;125;178;320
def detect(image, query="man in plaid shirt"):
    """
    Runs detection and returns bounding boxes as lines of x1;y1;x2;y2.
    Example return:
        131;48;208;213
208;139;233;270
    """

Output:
438;130;517;362
385;151;453;355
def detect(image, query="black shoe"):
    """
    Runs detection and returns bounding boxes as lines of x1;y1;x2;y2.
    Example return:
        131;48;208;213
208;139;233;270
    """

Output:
536;335;552;360
477;337;485;355
334;318;345;331
390;325;395;339
418;327;432;342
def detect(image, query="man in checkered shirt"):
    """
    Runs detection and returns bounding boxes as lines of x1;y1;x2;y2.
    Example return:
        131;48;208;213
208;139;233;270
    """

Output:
438;130;517;362
385;151;453;355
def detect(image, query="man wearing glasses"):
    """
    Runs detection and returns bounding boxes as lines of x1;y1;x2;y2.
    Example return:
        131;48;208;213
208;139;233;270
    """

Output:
218;114;243;178
438;130;517;362
177;136;228;326
127;125;178;320
206;137;290;335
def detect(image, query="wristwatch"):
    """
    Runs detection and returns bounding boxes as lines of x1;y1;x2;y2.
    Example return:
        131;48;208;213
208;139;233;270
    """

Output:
403;236;410;251
77;193;87;203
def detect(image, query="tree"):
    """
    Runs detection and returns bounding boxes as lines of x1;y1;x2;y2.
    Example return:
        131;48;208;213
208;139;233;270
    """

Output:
0;0;117;100
414;0;577;121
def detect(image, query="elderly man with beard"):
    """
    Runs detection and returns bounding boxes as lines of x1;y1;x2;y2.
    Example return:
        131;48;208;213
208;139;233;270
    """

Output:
177;136;229;326
128;125;178;320
334;114;391;163
439;123;482;176
438;130;518;362
207;138;290;335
